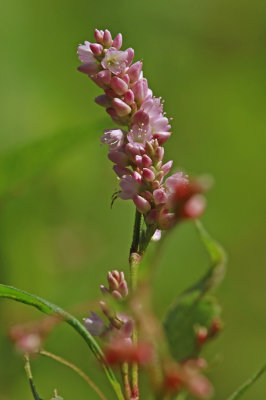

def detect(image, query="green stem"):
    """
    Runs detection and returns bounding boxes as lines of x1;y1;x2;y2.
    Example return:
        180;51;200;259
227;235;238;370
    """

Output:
40;349;107;400
24;354;43;400
130;209;142;256
121;363;132;400
129;209;142;399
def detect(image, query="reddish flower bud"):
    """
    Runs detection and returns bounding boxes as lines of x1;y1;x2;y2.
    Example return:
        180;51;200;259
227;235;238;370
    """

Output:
90;43;103;55
112;33;123;49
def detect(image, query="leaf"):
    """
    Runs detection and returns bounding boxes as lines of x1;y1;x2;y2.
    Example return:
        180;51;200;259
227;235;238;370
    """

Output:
164;221;226;361
164;293;221;361
0;121;105;199
0;284;124;400
226;365;266;400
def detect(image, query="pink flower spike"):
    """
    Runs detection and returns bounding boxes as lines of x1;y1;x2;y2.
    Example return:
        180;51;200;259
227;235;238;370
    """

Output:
90;43;103;55
110;76;128;96
132;78;148;105
97;70;111;85
103;29;113;47
125;48;134;66
94;29;104;44
142;154;152;168
161;160;173;176
101;48;129;75
182;194;206;219
153;188;167;205
128;61;143;83
101;129;124;151
133;195;151;214
94;94;112;107
77;62;100;75
112;33;123;50
77;41;95;63
153;131;171;145
143;168;155;182
113;165;131;178
124;90;135;105
108;151;128;166
151;229;161;242
112;98;132;116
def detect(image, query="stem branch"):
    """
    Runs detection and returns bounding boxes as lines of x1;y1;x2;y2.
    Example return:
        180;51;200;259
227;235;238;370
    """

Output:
40;349;107;400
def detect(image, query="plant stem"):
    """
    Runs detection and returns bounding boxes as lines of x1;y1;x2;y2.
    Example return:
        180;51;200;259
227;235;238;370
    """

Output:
129;209;142;399
121;363;132;400
24;354;43;400
40;349;107;400
130;209;142;256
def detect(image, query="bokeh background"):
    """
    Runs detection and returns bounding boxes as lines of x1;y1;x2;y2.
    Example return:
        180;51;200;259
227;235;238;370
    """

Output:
0;0;265;398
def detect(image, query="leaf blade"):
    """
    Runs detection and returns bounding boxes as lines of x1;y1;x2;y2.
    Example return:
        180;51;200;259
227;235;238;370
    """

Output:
226;365;266;400
0;284;124;400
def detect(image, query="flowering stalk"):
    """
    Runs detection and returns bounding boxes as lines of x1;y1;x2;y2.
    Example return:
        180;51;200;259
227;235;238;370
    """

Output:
77;28;210;400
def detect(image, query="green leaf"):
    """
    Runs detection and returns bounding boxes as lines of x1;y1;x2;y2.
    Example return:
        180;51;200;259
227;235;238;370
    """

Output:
0;284;124;400
164;293;221;361
226;365;266;400
0;121;105;199
164;221;226;361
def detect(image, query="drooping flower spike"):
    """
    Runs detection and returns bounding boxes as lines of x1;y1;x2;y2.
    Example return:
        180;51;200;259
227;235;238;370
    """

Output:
77;29;207;230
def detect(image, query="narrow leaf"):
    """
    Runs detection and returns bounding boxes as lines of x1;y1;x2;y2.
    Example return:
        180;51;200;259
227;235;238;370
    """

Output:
0;284;124;400
226;365;266;400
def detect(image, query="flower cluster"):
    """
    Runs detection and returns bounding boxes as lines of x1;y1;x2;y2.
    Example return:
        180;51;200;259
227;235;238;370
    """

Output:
77;29;207;232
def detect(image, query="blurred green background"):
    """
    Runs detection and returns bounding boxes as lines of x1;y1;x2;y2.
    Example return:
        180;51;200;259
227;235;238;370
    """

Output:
0;0;265;398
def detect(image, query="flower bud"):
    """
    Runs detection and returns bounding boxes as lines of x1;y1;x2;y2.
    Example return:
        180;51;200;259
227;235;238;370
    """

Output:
112;98;132;116
110;77;128;96
153;189;167;205
142;154;152;167
94;94;111;107
143;168;155;182
132;78;148;105
108;151;128;166
133;195;151;214
113;165;131;178
77;62;100;75
90;43;103;55
128;61;143;82
154;131;171;144
112;33;123;49
161;160;173;176
103;29;112;47
97;70;111;85
94;29;104;43
125;48;134;66
124;90;135;105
